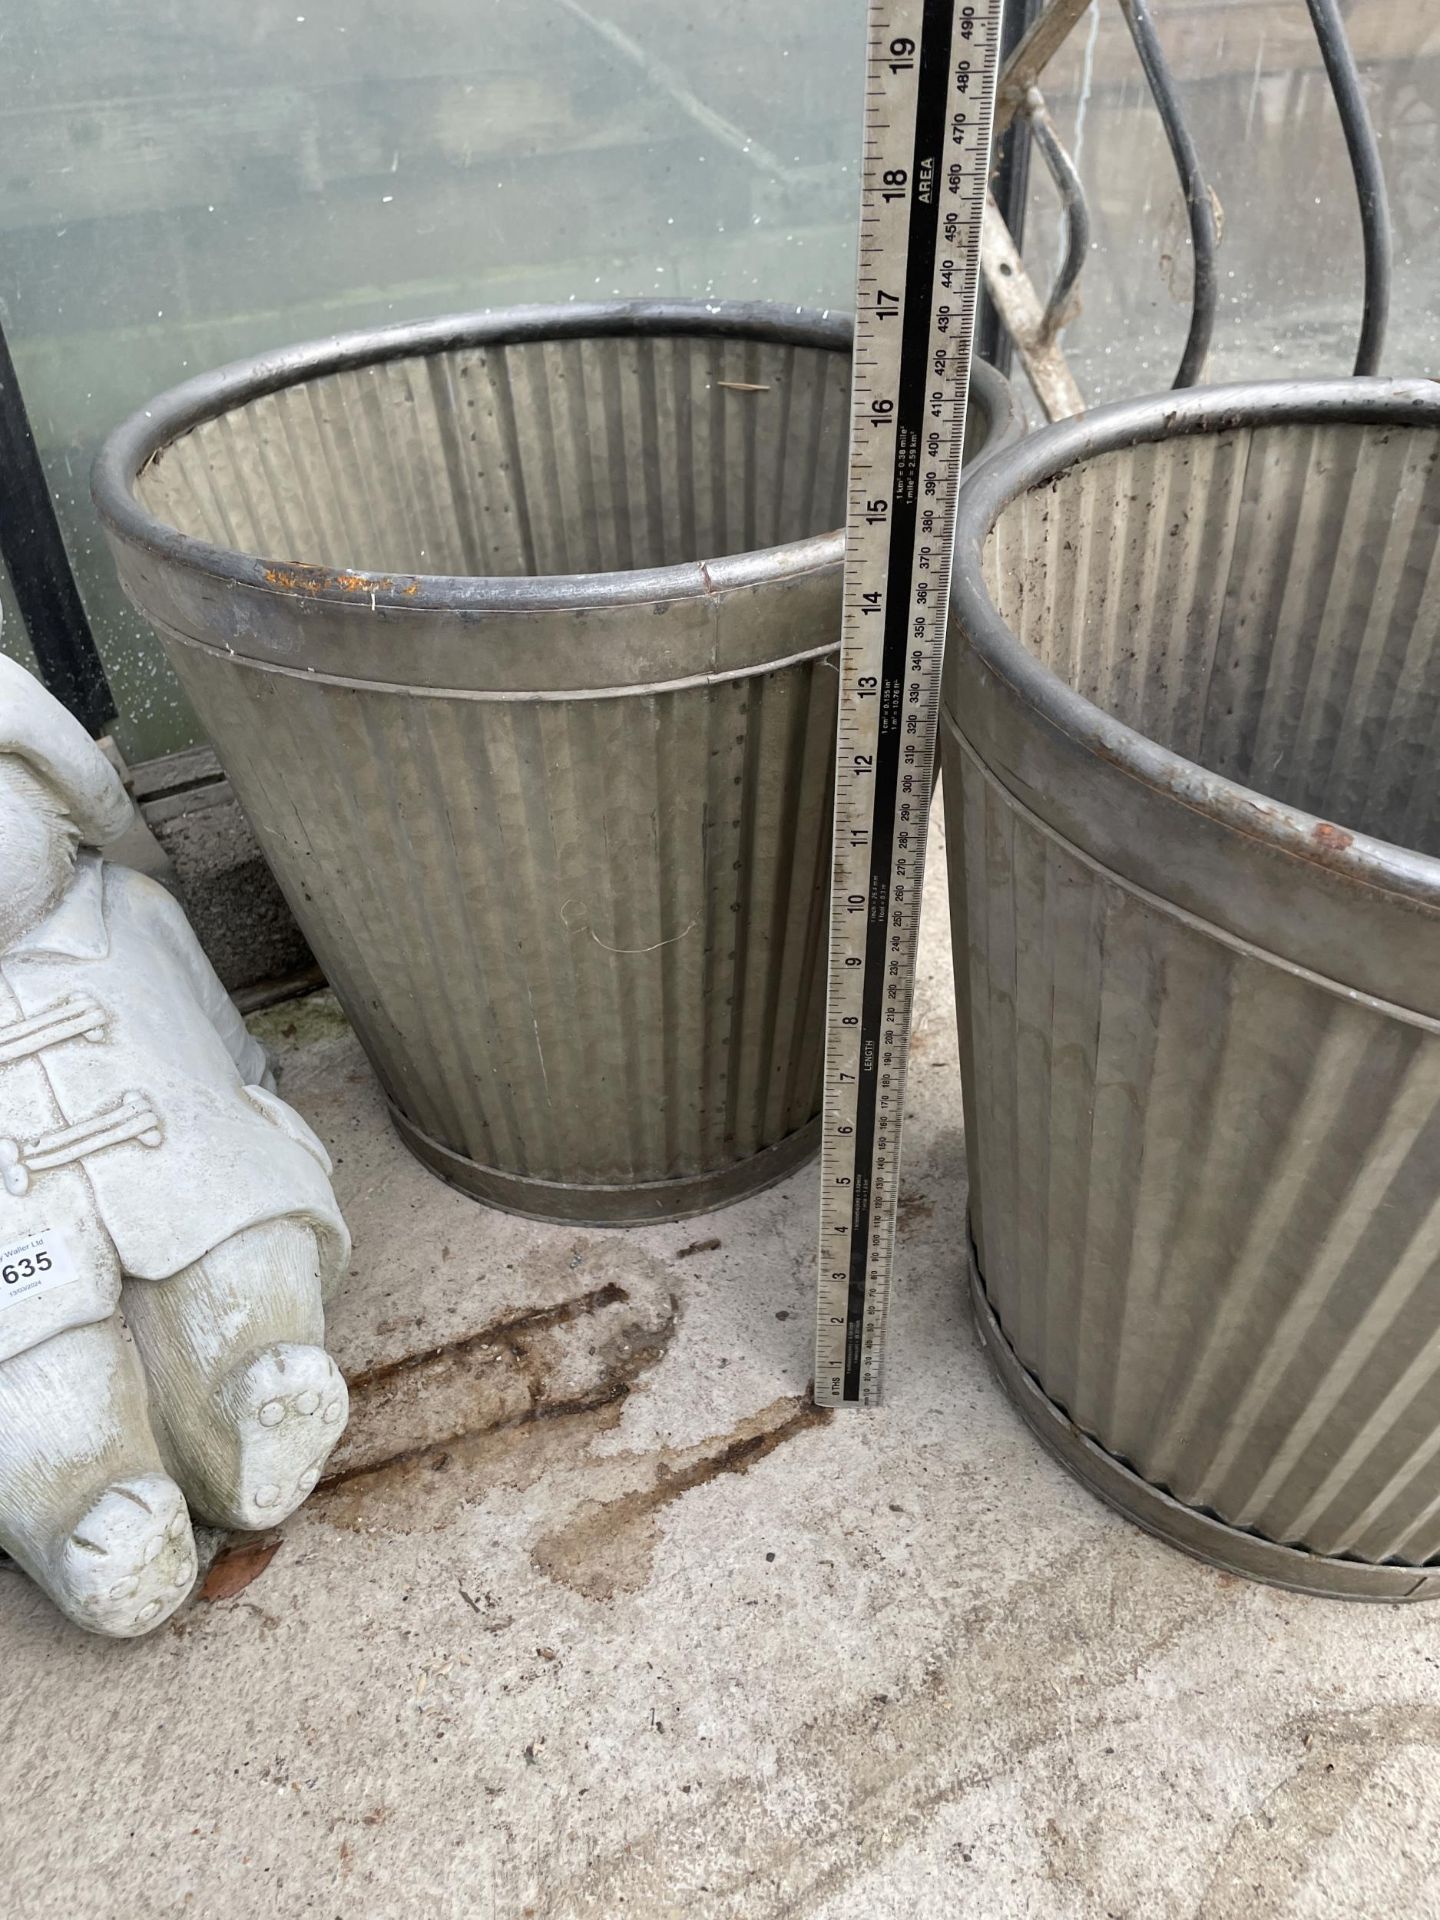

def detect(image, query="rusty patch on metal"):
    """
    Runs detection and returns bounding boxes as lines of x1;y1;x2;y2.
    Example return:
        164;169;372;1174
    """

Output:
1076;732;1406;893
1311;819;1354;854
261;566;421;597
531;1394;832;1600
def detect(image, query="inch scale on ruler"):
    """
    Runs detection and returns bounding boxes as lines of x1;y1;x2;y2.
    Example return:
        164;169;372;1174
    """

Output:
816;0;1005;1407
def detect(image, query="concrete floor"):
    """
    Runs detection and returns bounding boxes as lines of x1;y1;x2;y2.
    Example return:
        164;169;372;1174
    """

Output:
4;822;1440;1920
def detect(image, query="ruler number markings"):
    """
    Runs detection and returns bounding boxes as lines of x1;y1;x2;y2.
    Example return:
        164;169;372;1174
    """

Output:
815;0;1004;1407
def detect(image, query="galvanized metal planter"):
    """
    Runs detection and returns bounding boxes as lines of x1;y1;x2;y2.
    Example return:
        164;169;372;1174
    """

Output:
95;299;1016;1224
944;378;1440;1600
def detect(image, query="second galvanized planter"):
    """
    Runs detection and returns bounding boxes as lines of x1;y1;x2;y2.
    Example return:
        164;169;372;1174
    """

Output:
95;298;1017;1223
945;378;1440;1599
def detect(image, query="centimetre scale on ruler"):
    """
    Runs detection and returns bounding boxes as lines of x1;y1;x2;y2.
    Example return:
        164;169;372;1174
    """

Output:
814;0;1004;1409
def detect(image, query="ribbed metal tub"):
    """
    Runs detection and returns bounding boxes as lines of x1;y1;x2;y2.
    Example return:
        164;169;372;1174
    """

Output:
944;378;1440;1599
95;299;1016;1223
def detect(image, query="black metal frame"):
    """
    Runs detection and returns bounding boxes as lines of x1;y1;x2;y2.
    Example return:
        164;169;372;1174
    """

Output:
1305;0;1392;374
985;0;1392;405
0;313;115;735
1118;0;1218;389
1023;86;1091;343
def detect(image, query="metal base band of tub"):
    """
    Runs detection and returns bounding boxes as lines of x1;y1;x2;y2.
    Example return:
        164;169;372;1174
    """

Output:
389;1101;820;1226
968;1244;1440;1603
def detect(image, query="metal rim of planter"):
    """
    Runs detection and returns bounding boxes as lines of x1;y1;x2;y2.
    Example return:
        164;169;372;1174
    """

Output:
94;298;1019;635
951;376;1440;912
952;376;1440;1599
94;302;847;633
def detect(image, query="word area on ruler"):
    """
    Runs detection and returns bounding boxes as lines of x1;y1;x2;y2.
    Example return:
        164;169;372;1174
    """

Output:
815;0;1005;1408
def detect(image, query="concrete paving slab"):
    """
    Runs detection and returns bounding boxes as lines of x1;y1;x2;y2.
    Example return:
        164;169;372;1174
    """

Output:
3;820;1439;1920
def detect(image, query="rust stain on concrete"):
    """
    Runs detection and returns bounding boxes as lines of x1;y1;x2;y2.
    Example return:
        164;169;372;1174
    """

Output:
312;1250;677;1534
342;1280;632;1397
531;1394;832;1600
895;1188;935;1237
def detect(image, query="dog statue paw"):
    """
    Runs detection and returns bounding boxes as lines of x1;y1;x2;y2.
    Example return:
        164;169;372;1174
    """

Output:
0;651;350;1637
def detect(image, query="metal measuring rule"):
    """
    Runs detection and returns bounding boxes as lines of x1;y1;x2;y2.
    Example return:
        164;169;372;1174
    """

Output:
815;0;1005;1407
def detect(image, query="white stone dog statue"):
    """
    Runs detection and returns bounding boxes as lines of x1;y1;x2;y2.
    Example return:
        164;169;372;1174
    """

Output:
0;650;350;1637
